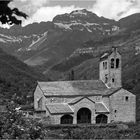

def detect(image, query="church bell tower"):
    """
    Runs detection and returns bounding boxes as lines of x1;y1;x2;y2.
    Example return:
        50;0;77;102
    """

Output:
99;47;122;88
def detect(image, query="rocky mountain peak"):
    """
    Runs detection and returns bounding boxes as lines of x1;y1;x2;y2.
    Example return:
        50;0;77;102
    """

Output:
52;9;100;24
52;9;119;34
70;9;93;16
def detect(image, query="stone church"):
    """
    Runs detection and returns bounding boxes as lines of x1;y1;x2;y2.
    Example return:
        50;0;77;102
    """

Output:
34;47;136;124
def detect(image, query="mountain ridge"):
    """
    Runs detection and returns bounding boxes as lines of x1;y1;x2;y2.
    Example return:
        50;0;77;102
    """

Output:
0;48;47;105
0;9;120;67
0;9;140;72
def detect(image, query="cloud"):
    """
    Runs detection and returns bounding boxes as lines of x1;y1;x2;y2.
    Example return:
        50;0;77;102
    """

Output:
10;0;50;15
92;0;140;20
10;0;81;26
30;0;47;7
23;5;81;26
8;0;140;26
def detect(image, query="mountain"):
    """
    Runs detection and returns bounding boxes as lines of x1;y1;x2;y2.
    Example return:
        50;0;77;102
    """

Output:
0;9;139;72
0;9;119;69
119;13;140;29
41;11;140;79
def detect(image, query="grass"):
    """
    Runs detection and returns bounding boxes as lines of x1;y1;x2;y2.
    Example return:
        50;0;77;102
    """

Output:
42;122;140;139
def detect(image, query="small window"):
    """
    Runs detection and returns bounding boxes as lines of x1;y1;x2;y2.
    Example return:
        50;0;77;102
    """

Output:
116;58;120;68
111;58;114;68
105;74;108;83
38;97;42;109
105;62;107;69
112;78;115;83
103;62;107;70
125;96;129;101
114;110;117;117
103;62;105;69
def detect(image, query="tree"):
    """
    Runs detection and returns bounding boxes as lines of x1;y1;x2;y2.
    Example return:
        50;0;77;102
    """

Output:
0;0;28;25
69;70;75;80
0;103;46;139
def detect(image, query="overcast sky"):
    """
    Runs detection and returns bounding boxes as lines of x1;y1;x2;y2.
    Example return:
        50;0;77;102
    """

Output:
8;0;140;26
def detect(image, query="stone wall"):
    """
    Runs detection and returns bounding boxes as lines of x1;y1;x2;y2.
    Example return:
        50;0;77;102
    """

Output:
34;84;136;124
34;85;46;110
99;49;122;88
108;51;122;88
110;89;136;123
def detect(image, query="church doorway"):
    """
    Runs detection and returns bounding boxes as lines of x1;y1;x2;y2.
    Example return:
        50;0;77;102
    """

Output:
60;115;73;124
77;108;91;124
96;114;108;124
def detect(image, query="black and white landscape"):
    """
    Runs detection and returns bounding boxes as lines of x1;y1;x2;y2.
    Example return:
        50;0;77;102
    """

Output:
0;0;140;139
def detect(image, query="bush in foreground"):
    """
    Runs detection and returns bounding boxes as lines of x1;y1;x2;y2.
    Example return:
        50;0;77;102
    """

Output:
0;103;46;139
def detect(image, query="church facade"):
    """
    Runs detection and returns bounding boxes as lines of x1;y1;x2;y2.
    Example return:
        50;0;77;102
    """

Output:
34;47;136;124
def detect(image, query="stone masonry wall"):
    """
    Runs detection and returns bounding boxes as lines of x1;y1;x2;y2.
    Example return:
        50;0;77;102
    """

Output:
110;89;136;123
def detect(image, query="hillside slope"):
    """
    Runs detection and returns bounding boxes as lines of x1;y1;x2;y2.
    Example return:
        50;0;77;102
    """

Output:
0;48;46;104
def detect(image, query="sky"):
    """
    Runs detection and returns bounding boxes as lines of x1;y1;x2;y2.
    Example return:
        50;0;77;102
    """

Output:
8;0;140;26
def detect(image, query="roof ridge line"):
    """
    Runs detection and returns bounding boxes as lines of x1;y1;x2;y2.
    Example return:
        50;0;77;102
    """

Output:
38;79;101;83
101;102;110;112
46;103;68;105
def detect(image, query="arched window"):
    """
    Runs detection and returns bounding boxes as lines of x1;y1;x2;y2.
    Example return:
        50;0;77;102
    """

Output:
125;96;129;101
112;78;115;83
103;62;105;69
103;62;107;70
61;115;73;124
96;114;108;124
105;74;108;83
38;97;42;109
111;58;114;68
114;110;117;117
105;62;107;69
116;58;120;68
77;108;91;124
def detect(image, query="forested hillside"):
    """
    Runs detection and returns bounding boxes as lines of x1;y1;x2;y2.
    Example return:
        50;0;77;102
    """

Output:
0;48;47;105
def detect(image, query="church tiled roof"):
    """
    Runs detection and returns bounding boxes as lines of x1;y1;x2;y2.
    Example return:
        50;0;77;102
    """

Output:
100;51;112;61
38;80;121;96
69;96;95;105
100;46;121;61
46;102;109;115
46;103;74;115
95;102;109;113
